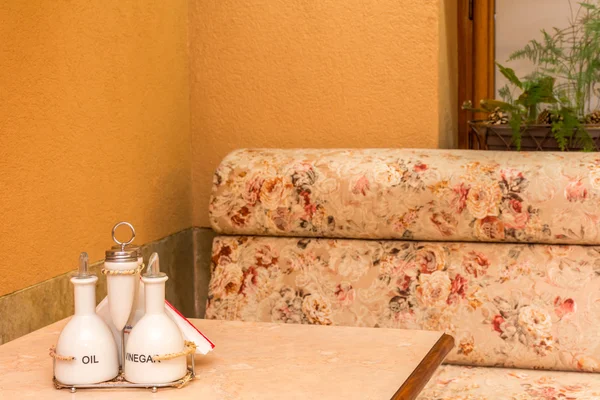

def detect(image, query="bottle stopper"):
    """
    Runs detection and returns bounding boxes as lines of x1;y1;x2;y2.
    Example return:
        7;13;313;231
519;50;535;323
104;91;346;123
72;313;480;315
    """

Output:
143;253;166;278
73;252;94;279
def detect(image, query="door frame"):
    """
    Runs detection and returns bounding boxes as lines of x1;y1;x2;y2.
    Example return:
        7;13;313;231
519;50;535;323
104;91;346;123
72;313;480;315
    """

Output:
457;0;495;149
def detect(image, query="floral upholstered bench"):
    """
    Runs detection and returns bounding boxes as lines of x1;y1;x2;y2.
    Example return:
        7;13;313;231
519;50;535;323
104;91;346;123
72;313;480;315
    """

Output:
206;149;600;398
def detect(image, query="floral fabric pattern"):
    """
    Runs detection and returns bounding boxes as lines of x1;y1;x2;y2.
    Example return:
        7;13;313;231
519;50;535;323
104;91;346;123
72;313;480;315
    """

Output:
210;149;600;244
418;365;600;399
206;236;600;372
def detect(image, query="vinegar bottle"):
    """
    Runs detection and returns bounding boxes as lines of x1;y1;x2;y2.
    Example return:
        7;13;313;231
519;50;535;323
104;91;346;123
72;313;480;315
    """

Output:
54;253;119;384
124;253;187;384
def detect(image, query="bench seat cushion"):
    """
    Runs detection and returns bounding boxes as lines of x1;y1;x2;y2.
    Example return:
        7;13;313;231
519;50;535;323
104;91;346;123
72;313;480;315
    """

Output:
210;148;600;244
206;235;600;372
418;365;600;399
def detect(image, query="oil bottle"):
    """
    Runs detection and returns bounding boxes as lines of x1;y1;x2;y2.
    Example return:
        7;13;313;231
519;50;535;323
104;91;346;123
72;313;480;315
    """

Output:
54;253;119;384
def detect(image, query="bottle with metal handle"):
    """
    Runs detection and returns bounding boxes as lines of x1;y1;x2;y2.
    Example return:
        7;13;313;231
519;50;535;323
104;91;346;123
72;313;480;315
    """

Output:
111;241;145;331
104;222;139;343
105;237;145;365
54;253;119;384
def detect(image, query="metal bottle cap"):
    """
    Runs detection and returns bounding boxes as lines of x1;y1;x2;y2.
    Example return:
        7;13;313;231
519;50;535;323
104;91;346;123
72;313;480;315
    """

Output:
105;221;138;262
110;244;142;258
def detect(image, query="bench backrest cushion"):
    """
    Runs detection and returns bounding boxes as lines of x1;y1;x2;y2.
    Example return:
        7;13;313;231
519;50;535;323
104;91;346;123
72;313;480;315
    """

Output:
210;149;600;245
206;235;600;372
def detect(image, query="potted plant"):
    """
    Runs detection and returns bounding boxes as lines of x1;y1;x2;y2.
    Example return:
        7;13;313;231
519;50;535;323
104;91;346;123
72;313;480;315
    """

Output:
465;0;600;151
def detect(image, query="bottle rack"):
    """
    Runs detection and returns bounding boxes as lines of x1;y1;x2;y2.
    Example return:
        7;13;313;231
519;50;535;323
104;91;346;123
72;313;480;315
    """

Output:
51;222;199;393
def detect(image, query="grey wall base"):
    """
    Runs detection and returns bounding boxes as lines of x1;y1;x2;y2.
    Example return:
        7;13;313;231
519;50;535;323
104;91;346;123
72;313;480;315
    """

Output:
0;227;215;344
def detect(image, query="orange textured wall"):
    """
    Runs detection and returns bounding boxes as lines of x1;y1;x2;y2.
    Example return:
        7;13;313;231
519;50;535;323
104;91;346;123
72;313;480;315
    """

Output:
0;1;191;296
190;0;457;227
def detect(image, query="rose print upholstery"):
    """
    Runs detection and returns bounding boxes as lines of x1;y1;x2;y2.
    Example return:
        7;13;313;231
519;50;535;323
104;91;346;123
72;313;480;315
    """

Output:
207;149;600;398
210;149;600;244
418;365;600;399
206;236;600;373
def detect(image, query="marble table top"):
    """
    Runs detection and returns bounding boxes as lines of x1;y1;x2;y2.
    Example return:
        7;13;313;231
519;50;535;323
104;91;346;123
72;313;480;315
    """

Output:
0;318;451;399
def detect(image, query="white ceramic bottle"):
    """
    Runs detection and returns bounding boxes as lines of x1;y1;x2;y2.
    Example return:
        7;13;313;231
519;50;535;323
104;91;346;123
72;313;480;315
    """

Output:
125;245;145;331
124;253;187;384
104;222;139;333
54;253;119;384
102;244;144;365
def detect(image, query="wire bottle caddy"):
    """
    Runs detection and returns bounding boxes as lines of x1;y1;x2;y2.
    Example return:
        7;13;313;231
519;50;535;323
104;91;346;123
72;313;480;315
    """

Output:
51;344;196;392
50;222;202;392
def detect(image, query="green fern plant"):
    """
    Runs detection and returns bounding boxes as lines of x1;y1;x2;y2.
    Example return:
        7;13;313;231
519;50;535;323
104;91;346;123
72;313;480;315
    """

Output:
463;66;556;149
465;0;600;151
508;1;600;118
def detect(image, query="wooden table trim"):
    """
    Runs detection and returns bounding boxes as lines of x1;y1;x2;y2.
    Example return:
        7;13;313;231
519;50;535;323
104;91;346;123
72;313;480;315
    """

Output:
390;333;455;400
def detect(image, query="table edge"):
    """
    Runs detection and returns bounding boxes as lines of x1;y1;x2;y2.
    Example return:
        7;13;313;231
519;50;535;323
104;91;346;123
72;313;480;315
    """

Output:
390;333;455;400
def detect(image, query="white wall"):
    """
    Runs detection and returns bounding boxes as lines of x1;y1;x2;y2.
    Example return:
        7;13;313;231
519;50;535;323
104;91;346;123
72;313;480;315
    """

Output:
495;0;598;109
